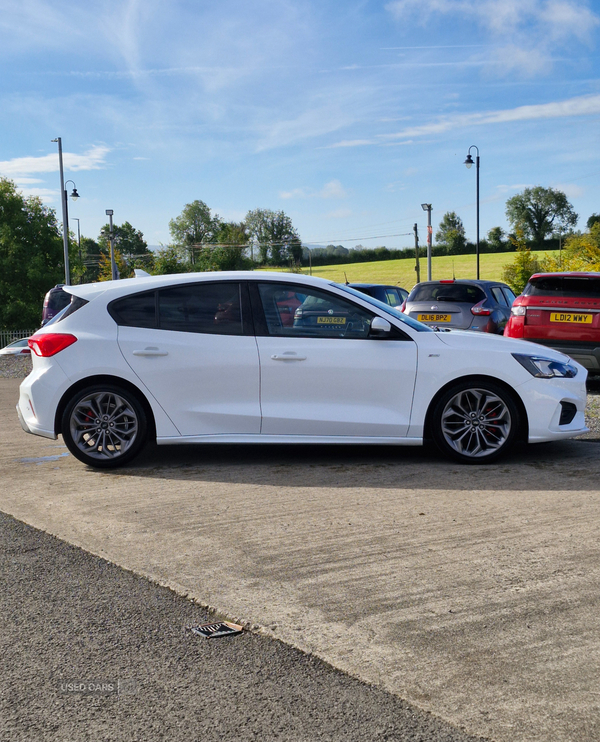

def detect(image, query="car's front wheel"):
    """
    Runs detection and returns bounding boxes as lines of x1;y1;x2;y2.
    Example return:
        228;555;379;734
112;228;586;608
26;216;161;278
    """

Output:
430;380;520;463
61;385;147;468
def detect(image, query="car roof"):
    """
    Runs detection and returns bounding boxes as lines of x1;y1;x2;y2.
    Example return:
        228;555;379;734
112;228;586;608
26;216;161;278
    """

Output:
414;279;506;286
348;283;404;289
529;272;600;279
65;271;338;302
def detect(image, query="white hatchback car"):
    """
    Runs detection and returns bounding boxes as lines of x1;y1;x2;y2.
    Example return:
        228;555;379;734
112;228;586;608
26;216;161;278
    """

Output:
17;271;588;468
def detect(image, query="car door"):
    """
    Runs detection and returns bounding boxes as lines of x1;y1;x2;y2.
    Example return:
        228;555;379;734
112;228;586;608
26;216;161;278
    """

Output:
252;282;418;438
114;281;261;437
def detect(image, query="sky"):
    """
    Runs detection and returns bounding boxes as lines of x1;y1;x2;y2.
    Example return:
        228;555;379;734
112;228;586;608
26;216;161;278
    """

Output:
1;0;599;252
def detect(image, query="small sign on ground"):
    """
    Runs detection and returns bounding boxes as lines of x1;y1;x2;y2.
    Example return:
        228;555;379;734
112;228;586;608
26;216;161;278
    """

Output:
189;621;243;638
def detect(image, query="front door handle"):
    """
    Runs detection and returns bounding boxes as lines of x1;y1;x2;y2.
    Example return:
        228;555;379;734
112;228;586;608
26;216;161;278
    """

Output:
271;353;307;361
132;347;169;357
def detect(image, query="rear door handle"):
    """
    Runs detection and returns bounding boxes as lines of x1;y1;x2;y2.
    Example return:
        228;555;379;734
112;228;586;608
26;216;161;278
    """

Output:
132;347;169;357
271;353;306;361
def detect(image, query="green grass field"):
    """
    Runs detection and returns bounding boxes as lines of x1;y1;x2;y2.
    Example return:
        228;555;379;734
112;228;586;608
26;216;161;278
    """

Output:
284;250;560;292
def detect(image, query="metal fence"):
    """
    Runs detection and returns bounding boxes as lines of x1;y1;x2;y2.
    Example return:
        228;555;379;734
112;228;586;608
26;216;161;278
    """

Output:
0;329;37;349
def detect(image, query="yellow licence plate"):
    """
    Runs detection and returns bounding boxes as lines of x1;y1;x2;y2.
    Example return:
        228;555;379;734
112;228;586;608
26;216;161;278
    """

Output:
550;312;593;324
418;313;451;322
317;316;346;325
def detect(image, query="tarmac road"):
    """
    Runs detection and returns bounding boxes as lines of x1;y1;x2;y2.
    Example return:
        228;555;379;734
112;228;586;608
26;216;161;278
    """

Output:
3;374;600;741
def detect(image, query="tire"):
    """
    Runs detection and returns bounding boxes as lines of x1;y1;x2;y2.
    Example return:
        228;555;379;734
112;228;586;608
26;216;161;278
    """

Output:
61;385;147;468
430;380;520;464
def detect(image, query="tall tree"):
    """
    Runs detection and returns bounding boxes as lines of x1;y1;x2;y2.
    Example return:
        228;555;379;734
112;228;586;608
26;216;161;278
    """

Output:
169;200;222;266
587;213;600;230
245;209;301;265
505;186;578;245
435;212;466;254
0;177;64;329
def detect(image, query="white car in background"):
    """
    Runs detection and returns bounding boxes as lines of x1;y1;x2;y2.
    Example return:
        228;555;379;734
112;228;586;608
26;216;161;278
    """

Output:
17;271;588;468
0;337;31;355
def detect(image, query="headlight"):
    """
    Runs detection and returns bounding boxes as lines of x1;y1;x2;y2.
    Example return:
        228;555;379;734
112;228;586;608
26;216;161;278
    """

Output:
512;353;578;378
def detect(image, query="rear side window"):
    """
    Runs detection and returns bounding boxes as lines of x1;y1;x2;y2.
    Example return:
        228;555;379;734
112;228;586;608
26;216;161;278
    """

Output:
384;288;403;305
158;282;243;335
47;288;70;312
109;290;156;328
524;277;600;298
410;284;485;303
491;287;508;306
53;296;89;323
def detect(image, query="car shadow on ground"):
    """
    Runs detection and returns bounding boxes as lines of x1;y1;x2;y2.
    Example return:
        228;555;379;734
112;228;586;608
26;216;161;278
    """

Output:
104;436;600;493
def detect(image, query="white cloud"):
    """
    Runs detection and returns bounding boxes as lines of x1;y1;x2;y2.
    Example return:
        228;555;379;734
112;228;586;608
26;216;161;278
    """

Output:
319;180;348;199
279;180;349;200
554;182;585;198
325;208;353;219
385;0;600;76
383;93;600;140
0;145;110;177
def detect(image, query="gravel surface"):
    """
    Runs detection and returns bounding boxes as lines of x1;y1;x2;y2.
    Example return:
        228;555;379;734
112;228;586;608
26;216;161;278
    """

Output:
4;355;600;437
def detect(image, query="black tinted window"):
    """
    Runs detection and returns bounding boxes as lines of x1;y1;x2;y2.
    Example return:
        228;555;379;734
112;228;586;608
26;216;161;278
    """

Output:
524;277;600;298
48;289;70;311
109;290;156;328
410;283;485;303
158;282;242;335
54;296;89;323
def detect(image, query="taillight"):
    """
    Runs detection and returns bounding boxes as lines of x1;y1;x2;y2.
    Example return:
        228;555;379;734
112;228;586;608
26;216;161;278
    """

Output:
400;300;406;313
511;305;526;316
471;300;491;316
28;333;77;357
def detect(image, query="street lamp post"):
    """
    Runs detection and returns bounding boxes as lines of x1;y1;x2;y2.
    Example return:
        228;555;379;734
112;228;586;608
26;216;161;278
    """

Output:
51;138;80;286
421;204;433;281
464;145;480;280
105;210;118;281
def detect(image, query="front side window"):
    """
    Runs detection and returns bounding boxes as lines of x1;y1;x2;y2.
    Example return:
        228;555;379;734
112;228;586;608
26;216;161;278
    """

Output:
158;282;243;335
258;283;373;339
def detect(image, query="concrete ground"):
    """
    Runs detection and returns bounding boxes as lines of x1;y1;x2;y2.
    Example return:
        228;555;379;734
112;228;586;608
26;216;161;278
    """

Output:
2;376;600;741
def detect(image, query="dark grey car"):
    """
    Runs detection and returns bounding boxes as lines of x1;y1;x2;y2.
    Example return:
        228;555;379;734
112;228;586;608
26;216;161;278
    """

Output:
403;279;516;334
348;283;409;308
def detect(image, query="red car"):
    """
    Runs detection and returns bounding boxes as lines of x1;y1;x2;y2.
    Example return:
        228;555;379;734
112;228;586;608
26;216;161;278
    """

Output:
504;272;600;374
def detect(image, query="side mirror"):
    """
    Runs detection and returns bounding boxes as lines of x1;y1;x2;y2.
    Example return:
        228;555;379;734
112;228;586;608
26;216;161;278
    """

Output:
370;317;392;336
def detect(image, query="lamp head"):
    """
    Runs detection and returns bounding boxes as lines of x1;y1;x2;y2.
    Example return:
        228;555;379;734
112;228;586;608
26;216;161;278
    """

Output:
421;203;431;211
70;188;80;201
464;154;474;169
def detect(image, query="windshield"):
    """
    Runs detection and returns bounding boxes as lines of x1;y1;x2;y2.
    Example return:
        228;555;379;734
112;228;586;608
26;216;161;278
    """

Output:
335;284;433;332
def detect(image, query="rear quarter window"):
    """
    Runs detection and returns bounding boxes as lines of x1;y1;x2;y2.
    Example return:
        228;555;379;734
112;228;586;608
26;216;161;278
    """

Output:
109;290;157;328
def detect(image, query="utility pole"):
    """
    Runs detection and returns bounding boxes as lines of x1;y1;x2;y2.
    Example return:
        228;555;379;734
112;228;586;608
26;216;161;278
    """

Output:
106;210;118;281
413;223;421;284
421;204;432;281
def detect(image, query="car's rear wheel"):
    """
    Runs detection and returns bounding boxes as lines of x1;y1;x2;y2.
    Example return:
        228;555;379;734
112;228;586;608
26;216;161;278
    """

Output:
430;380;520;463
61;385;147;468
